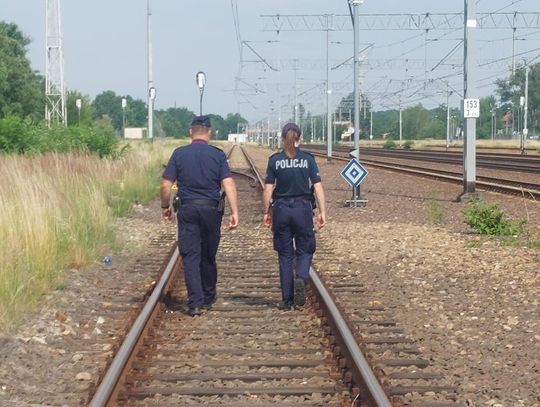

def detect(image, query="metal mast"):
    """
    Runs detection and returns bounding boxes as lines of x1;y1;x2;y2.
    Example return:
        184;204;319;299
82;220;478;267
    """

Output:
461;0;477;198
147;0;154;139
325;14;333;161
45;0;66;127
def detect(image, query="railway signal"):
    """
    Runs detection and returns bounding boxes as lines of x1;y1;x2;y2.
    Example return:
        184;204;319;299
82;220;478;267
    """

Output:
341;157;368;208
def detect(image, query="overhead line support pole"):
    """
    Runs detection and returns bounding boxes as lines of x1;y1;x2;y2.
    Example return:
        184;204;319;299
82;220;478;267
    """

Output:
446;82;451;151
352;0;363;205
523;64;529;155
326;14;333;161
461;0;477;199
147;0;154;139
294;59;299;124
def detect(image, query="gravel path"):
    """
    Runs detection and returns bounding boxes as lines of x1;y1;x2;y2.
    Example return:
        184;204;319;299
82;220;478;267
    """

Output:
246;144;540;407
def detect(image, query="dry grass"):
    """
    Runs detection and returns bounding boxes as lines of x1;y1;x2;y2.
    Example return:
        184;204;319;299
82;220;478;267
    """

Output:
0;141;171;328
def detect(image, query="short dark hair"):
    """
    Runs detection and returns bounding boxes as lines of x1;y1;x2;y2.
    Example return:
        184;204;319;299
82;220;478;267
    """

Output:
191;124;211;134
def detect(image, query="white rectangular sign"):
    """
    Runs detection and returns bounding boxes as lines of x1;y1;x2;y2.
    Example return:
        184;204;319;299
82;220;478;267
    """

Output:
464;98;480;118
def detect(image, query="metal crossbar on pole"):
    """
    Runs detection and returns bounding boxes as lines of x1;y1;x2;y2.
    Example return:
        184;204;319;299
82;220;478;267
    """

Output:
261;12;540;31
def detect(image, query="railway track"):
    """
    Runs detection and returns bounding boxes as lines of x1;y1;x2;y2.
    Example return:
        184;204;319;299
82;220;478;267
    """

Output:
87;144;460;407
308;145;540;174
304;146;540;200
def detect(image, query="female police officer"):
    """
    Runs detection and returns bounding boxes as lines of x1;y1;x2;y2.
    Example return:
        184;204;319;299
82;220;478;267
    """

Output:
262;123;326;310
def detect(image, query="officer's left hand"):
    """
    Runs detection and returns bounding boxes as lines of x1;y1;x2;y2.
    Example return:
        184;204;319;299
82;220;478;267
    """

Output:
316;212;326;230
229;212;239;230
263;213;272;228
162;207;173;222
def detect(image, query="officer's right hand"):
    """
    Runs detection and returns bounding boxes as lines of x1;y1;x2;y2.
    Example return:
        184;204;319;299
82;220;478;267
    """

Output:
263;213;272;228
229;212;239;230
162;207;173;222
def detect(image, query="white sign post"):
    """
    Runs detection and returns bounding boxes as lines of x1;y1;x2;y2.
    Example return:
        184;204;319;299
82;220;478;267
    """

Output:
464;98;480;118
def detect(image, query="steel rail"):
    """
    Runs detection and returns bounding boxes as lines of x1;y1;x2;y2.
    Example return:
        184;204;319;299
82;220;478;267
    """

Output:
310;271;392;407
308;144;540;173
89;249;180;407
239;144;392;407
89;143;238;406
305;149;540;200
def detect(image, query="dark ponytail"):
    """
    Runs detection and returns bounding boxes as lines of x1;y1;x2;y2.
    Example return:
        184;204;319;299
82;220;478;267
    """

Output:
281;123;301;159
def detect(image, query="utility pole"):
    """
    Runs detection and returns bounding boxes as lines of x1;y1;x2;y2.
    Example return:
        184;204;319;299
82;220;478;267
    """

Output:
491;105;496;141
45;0;66;127
352;0;361;153
461;0;478;199
522;64;529;155
446;83;452;150
399;97;403;147
326;14;333;161
294;59;299;124
147;0;154;139
370;109;373;142
512;12;517;75
278;103;282;149
352;0;364;206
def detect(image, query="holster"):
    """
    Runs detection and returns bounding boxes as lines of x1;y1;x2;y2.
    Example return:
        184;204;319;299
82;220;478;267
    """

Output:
172;195;181;213
218;192;226;213
310;185;317;210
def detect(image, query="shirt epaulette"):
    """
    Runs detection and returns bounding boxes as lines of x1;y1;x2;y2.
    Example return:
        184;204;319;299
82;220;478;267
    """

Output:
269;151;281;158
209;145;224;152
301;150;315;158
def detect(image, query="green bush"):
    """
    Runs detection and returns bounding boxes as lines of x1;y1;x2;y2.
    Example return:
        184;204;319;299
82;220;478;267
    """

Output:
0;116;119;157
462;198;525;236
383;139;397;149
402;140;413;149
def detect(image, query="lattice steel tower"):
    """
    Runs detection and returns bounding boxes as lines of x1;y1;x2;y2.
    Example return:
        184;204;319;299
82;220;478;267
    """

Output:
45;0;67;126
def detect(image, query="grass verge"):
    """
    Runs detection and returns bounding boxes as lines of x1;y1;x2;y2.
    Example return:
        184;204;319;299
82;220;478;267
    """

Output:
0;141;171;328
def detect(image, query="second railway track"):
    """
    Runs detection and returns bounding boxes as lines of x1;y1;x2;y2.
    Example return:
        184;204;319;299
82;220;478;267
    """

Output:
303;145;540;200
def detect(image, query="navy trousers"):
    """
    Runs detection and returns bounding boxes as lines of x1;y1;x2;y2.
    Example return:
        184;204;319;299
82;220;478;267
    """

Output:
272;199;316;303
177;204;223;308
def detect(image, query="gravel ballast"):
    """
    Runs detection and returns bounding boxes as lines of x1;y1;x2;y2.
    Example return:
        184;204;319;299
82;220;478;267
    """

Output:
246;145;540;407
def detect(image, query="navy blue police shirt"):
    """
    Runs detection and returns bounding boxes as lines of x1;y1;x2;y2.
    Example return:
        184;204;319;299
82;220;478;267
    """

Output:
162;139;232;201
265;149;321;199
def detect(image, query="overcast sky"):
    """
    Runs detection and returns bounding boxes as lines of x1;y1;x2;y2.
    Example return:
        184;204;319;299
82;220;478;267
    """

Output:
1;0;539;121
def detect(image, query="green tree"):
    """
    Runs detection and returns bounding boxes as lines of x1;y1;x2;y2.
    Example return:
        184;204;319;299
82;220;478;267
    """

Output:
92;90;123;129
156;107;194;138
66;91;94;127
373;109;399;139
0;22;44;121
496;63;540;135
208;114;227;140
125;97;147;128
224;113;248;135
335;92;371;139
92;91;146;131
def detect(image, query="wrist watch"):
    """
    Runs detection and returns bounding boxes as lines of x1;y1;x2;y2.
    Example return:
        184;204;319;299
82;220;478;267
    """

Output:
161;205;170;209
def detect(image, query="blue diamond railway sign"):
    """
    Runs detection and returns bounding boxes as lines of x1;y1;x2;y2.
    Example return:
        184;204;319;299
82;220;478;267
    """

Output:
340;159;368;188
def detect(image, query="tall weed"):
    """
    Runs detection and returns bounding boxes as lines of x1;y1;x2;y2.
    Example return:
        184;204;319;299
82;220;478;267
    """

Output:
0;143;169;327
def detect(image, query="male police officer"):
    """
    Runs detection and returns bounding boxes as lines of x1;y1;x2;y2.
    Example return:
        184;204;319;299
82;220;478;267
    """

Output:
160;115;239;316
